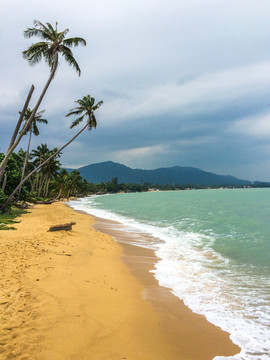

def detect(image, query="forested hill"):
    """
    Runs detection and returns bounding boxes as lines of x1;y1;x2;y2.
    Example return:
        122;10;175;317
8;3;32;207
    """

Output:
66;161;251;186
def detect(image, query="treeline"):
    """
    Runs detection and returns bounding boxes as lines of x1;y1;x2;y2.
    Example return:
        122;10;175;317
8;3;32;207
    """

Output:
84;178;255;195
86;177;149;194
0;146;90;205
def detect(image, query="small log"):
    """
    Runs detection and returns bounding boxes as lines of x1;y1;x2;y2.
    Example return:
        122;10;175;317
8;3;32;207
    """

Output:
48;222;76;232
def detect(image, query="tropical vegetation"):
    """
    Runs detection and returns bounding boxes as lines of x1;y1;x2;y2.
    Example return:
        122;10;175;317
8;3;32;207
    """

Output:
17;108;48;200
0;20;105;216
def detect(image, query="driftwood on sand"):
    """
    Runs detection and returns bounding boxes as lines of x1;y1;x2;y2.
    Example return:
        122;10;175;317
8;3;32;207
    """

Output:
48;222;76;232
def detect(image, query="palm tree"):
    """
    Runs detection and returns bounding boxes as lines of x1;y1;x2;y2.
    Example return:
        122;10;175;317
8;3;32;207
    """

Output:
31;144;61;196
17;108;48;200
31;143;52;193
0;20;86;184
31;143;52;166
0;152;24;193
50;169;71;200
1;95;102;211
39;152;61;197
51;170;83;200
66;170;83;198
66;94;103;130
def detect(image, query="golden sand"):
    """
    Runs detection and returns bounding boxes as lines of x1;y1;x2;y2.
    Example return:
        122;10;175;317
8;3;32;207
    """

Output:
0;202;240;360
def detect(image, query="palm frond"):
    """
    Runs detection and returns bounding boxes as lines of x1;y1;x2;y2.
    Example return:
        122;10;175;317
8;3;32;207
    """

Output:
46;22;57;38
90;97;95;107
63;37;86;47
93;101;103;110
61;46;81;75
58;29;70;42
20;108;48;137
70;115;85;129
32;122;40;136
22;41;49;54
38;118;48;124
24;51;44;65
76;98;88;107
24;27;43;39
25;20;54;42
36;109;46;116
65;108;84;117
67;95;102;132
34;20;57;41
33;20;50;32
22;42;49;65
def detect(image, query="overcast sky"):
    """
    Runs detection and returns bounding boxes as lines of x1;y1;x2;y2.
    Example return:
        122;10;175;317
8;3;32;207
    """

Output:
1;0;270;181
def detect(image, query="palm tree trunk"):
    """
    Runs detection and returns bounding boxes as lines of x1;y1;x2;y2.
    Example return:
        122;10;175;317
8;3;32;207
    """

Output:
29;177;34;193
42;175;49;198
45;181;48;198
2;121;88;212
17;125;32;201
38;175;45;197
0;85;34;184
56;188;62;200
8;85;35;151
0;59;58;186
45;177;51;198
1;173;8;192
34;157;42;193
34;173;39;193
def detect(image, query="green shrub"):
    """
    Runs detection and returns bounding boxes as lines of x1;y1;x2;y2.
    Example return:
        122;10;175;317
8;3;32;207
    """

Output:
0;189;7;204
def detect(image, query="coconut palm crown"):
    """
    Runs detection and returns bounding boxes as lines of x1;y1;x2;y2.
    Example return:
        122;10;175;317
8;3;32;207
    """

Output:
66;95;103;130
20;108;48;136
22;20;86;76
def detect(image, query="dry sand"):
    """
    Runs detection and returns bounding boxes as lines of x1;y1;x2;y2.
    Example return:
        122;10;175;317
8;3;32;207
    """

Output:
0;202;240;360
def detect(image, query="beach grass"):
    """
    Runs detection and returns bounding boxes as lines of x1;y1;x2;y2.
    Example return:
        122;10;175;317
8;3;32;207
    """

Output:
0;206;28;230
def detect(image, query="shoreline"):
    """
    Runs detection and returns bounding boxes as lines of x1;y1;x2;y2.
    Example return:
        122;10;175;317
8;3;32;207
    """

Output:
91;212;241;359
0;202;240;359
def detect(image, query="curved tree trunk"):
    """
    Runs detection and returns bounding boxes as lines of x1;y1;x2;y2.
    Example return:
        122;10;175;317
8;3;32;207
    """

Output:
0;59;58;186
2;122;88;212
38;175;46;197
1;173;8;192
34;173;39;193
0;85;34;184
17;124;32;201
44;177;50;198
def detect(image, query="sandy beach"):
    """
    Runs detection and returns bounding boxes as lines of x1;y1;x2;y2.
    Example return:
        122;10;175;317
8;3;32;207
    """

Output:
0;202;240;360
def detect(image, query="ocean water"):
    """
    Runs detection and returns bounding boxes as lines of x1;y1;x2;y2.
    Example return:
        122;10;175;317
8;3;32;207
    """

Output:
68;188;270;360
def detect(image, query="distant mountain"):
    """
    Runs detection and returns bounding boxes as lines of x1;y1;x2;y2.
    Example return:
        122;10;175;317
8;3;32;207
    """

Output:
66;161;251;186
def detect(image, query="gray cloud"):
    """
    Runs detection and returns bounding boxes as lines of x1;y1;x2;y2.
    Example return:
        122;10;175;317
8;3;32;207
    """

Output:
1;0;270;181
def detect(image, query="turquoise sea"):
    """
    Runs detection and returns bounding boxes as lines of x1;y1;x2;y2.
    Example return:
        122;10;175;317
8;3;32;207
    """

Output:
69;188;270;360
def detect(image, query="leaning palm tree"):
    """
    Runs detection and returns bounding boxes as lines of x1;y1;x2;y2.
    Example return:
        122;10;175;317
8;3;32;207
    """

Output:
31;143;54;194
0;20;86;184
65;170;83;199
50;169;71;200
66;94;102;130
17;108;48;200
38;151;61;197
51;169;83;200
1;95;102;211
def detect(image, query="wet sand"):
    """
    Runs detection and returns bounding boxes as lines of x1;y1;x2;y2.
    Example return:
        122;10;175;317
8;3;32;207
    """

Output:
0;202;240;359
